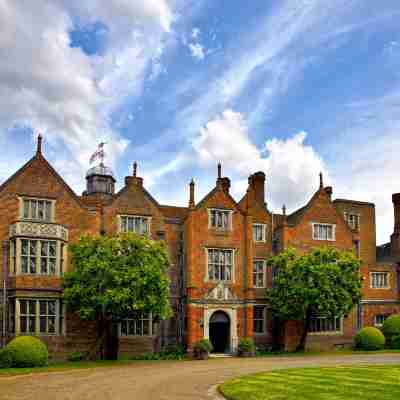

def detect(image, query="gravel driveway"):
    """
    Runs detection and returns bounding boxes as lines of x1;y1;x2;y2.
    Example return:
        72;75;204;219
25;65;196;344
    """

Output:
1;353;400;400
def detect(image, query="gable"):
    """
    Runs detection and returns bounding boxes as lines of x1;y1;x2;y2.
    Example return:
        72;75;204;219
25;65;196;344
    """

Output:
195;187;243;214
0;154;84;209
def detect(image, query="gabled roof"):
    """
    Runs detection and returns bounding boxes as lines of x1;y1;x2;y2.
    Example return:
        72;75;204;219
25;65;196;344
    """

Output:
194;186;244;214
0;153;85;209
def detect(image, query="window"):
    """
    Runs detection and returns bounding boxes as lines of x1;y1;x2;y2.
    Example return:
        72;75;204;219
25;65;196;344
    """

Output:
253;306;266;334
22;198;53;221
18;299;60;335
8;300;15;334
208;209;231;230
120;313;152;336
309;316;342;334
253;260;266;288
312;223;335;241
120;215;150;235
20;299;36;334
60;243;65;275
272;266;279;287
344;212;360;231
374;314;388;327
20;239;57;275
370;272;390;289
207;248;233;281
10;239;16;274
253;224;266;242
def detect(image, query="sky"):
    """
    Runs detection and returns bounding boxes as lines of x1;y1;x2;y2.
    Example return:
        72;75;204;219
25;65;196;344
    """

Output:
0;0;400;244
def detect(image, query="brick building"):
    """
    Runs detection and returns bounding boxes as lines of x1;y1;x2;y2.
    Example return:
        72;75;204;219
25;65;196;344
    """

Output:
0;135;399;358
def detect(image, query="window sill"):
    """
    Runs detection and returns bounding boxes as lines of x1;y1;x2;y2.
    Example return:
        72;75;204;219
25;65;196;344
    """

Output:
309;332;343;336
370;287;391;290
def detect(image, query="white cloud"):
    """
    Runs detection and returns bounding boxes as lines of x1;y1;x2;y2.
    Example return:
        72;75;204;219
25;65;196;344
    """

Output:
0;0;174;190
188;42;206;61
191;27;200;39
194;110;328;211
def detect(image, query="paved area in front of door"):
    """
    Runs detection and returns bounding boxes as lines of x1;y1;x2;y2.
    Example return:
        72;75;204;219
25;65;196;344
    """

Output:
1;353;400;400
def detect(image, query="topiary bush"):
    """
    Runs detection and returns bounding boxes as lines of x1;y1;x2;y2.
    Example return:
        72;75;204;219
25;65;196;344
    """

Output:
390;335;400;350
354;327;385;350
6;336;48;367
382;315;400;346
0;348;13;368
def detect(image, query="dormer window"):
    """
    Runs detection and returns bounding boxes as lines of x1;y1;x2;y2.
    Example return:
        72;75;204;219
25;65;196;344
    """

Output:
253;224;266;242
344;212;360;231
120;215;150;235
22;198;53;222
208;209;232;230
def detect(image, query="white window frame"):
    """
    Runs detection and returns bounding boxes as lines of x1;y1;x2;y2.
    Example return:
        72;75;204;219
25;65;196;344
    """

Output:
344;212;360;231
119;313;153;337
16;238;62;276
253;223;267;243
312;223;336;241
205;247;235;283
208;208;233;231
309;316;343;335
20;197;55;222
253;305;266;335
374;314;388;328
119;215;151;235
370;272;390;289
15;298;61;336
253;259;266;288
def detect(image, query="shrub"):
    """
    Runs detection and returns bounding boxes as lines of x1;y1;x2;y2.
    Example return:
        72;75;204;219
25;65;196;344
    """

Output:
390;335;400;350
193;339;213;354
6;336;48;367
67;351;84;362
238;337;255;353
0;348;13;368
131;345;185;361
354;327;385;350
382;315;400;345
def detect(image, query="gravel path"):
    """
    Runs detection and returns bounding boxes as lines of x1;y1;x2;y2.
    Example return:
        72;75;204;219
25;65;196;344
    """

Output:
1;353;400;400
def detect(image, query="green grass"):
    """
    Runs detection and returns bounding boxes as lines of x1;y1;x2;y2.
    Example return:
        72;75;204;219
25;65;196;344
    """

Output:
219;365;400;400
0;359;157;376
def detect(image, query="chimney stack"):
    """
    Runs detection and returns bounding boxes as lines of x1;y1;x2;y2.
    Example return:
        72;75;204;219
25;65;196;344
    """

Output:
248;171;266;205
125;161;143;187
37;133;43;156
391;193;400;257
189;179;195;208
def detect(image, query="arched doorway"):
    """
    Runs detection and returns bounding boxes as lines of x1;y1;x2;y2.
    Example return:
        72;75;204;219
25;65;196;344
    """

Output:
209;311;230;353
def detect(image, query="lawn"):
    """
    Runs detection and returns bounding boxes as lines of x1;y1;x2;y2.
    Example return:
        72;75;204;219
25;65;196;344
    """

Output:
219;365;400;400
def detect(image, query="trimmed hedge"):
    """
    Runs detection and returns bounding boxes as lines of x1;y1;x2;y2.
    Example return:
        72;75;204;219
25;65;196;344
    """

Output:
382;315;400;346
391;335;400;350
6;336;48;367
354;327;385;350
0;349;13;368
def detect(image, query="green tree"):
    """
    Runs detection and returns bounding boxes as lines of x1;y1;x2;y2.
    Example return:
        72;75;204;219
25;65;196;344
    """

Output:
63;233;172;360
267;247;362;351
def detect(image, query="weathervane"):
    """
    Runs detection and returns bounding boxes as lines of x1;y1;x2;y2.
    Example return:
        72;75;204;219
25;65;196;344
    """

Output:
89;142;107;166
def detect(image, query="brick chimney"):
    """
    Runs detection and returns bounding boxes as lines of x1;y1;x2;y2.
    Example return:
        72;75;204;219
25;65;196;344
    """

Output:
248;171;266;205
391;193;400;257
125;161;143;187
189;179;195;208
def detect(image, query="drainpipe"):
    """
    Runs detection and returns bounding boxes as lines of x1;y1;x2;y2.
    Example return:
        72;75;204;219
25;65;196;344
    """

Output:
2;241;8;347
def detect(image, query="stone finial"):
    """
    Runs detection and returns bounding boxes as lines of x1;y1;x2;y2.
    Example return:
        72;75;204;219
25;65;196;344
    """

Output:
37;133;43;155
133;161;138;177
319;172;323;189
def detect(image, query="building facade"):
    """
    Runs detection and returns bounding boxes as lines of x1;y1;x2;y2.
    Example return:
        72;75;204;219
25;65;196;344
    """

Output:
0;136;399;358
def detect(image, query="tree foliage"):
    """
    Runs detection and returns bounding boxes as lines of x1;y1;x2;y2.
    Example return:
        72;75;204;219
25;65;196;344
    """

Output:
267;247;362;351
63;233;172;359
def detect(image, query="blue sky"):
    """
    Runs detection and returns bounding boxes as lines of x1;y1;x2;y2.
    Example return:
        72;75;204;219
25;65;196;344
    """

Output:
1;0;400;243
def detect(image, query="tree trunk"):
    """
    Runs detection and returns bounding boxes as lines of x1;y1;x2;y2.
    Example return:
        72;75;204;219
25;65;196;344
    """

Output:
96;315;119;360
296;309;311;352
